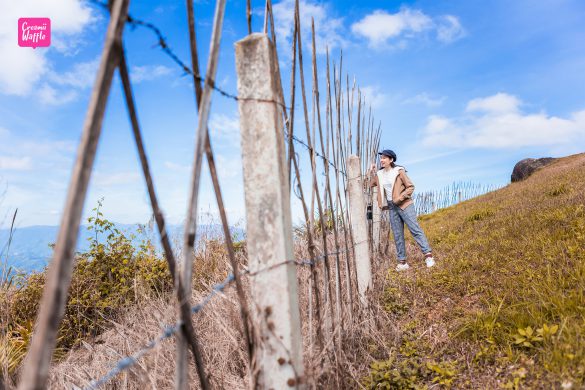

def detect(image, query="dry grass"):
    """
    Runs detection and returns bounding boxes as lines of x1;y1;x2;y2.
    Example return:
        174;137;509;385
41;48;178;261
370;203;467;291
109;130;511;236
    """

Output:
37;227;394;389
6;154;584;389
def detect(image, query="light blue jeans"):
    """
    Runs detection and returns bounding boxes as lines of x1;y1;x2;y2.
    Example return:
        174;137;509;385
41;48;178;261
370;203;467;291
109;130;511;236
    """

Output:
388;202;431;262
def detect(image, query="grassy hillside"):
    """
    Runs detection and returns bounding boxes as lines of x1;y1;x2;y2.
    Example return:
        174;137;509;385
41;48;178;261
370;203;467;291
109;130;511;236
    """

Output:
3;154;583;389
365;153;585;388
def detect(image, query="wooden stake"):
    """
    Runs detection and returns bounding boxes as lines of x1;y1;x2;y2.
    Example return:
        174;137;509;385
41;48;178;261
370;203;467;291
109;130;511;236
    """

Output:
17;1;129;388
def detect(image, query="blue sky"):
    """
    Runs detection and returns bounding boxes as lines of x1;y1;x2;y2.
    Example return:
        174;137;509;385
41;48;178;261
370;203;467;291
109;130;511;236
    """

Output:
1;0;584;228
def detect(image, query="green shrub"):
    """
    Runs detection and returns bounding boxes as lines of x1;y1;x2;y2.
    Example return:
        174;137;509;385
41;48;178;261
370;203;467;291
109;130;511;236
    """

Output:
3;199;173;376
465;208;495;222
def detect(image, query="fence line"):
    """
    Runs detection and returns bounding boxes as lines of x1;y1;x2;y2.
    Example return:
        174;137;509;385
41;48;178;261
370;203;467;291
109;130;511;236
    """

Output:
414;182;502;215
16;0;385;388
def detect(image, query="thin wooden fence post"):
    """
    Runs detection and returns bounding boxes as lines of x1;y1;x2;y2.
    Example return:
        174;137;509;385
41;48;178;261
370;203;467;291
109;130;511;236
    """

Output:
185;0;254;377
177;0;225;387
235;33;304;389
17;1;129;388
346;155;372;305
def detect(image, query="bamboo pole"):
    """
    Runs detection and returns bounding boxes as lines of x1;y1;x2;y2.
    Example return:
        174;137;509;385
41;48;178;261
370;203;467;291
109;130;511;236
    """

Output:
267;0;324;356
118;49;209;390
296;10;336;341
316;43;344;332
331;59;355;318
185;0;254;377
178;0;226;388
18;1;130;389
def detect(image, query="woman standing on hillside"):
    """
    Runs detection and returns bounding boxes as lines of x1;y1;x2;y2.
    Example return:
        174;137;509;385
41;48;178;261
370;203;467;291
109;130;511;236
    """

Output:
371;149;435;271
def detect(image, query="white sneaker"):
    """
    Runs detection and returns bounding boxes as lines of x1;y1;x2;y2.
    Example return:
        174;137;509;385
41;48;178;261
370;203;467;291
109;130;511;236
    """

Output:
425;256;436;268
395;262;410;272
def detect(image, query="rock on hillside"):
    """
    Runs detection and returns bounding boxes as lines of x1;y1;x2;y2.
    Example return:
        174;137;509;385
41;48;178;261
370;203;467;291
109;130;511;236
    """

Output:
511;157;557;182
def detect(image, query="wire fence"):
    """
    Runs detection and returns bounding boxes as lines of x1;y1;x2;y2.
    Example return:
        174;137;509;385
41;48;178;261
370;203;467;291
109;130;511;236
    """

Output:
15;0;383;388
414;182;503;215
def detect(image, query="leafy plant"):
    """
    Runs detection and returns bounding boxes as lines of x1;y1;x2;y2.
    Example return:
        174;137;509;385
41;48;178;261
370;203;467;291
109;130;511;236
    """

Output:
427;360;458;387
465;208;495;222
4;199;173;379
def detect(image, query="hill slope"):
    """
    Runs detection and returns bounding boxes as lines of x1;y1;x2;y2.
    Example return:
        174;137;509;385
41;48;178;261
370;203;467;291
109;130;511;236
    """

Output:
10;154;583;389
367;153;585;388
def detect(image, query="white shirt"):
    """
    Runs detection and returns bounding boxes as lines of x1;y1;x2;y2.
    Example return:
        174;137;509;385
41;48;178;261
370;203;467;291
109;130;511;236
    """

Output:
379;166;404;201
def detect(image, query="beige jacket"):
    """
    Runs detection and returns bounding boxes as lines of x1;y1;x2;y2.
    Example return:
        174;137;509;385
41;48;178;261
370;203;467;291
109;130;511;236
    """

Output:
372;167;415;210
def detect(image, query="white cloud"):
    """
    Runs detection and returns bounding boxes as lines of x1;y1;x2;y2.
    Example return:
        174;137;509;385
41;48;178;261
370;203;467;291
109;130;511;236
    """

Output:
32;57;101;105
49;57;100;89
209;113;241;145
0;0;94;96
93;172;140;187
164;161;190;172
351;7;464;48
0;127;75;171
421;93;585;149
215;154;243;180
37;83;77;105
272;0;346;55
360;86;387;109
403;92;446;108
436;15;465;43
130;65;173;83
0;156;33;170
351;8;432;47
466;93;521;113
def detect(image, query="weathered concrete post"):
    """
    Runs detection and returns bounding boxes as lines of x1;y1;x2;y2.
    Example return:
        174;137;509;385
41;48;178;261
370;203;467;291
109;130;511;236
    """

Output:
372;187;381;254
347;155;372;304
235;33;304;389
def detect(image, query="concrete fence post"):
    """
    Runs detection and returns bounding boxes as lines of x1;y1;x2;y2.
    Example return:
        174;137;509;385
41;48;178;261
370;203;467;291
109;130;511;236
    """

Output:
235;33;304;389
346;155;372;305
372;187;381;254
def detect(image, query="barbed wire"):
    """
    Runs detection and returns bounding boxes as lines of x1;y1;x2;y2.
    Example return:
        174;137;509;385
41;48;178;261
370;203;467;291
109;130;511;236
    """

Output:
285;131;347;177
87;0;293;112
86;0;348;178
83;245;353;389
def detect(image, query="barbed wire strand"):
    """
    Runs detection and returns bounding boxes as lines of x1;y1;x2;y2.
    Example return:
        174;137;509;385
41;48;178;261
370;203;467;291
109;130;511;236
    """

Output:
86;0;346;178
87;0;294;112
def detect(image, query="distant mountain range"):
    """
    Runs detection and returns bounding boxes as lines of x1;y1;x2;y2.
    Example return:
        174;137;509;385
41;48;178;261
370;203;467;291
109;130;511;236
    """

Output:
0;223;244;274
